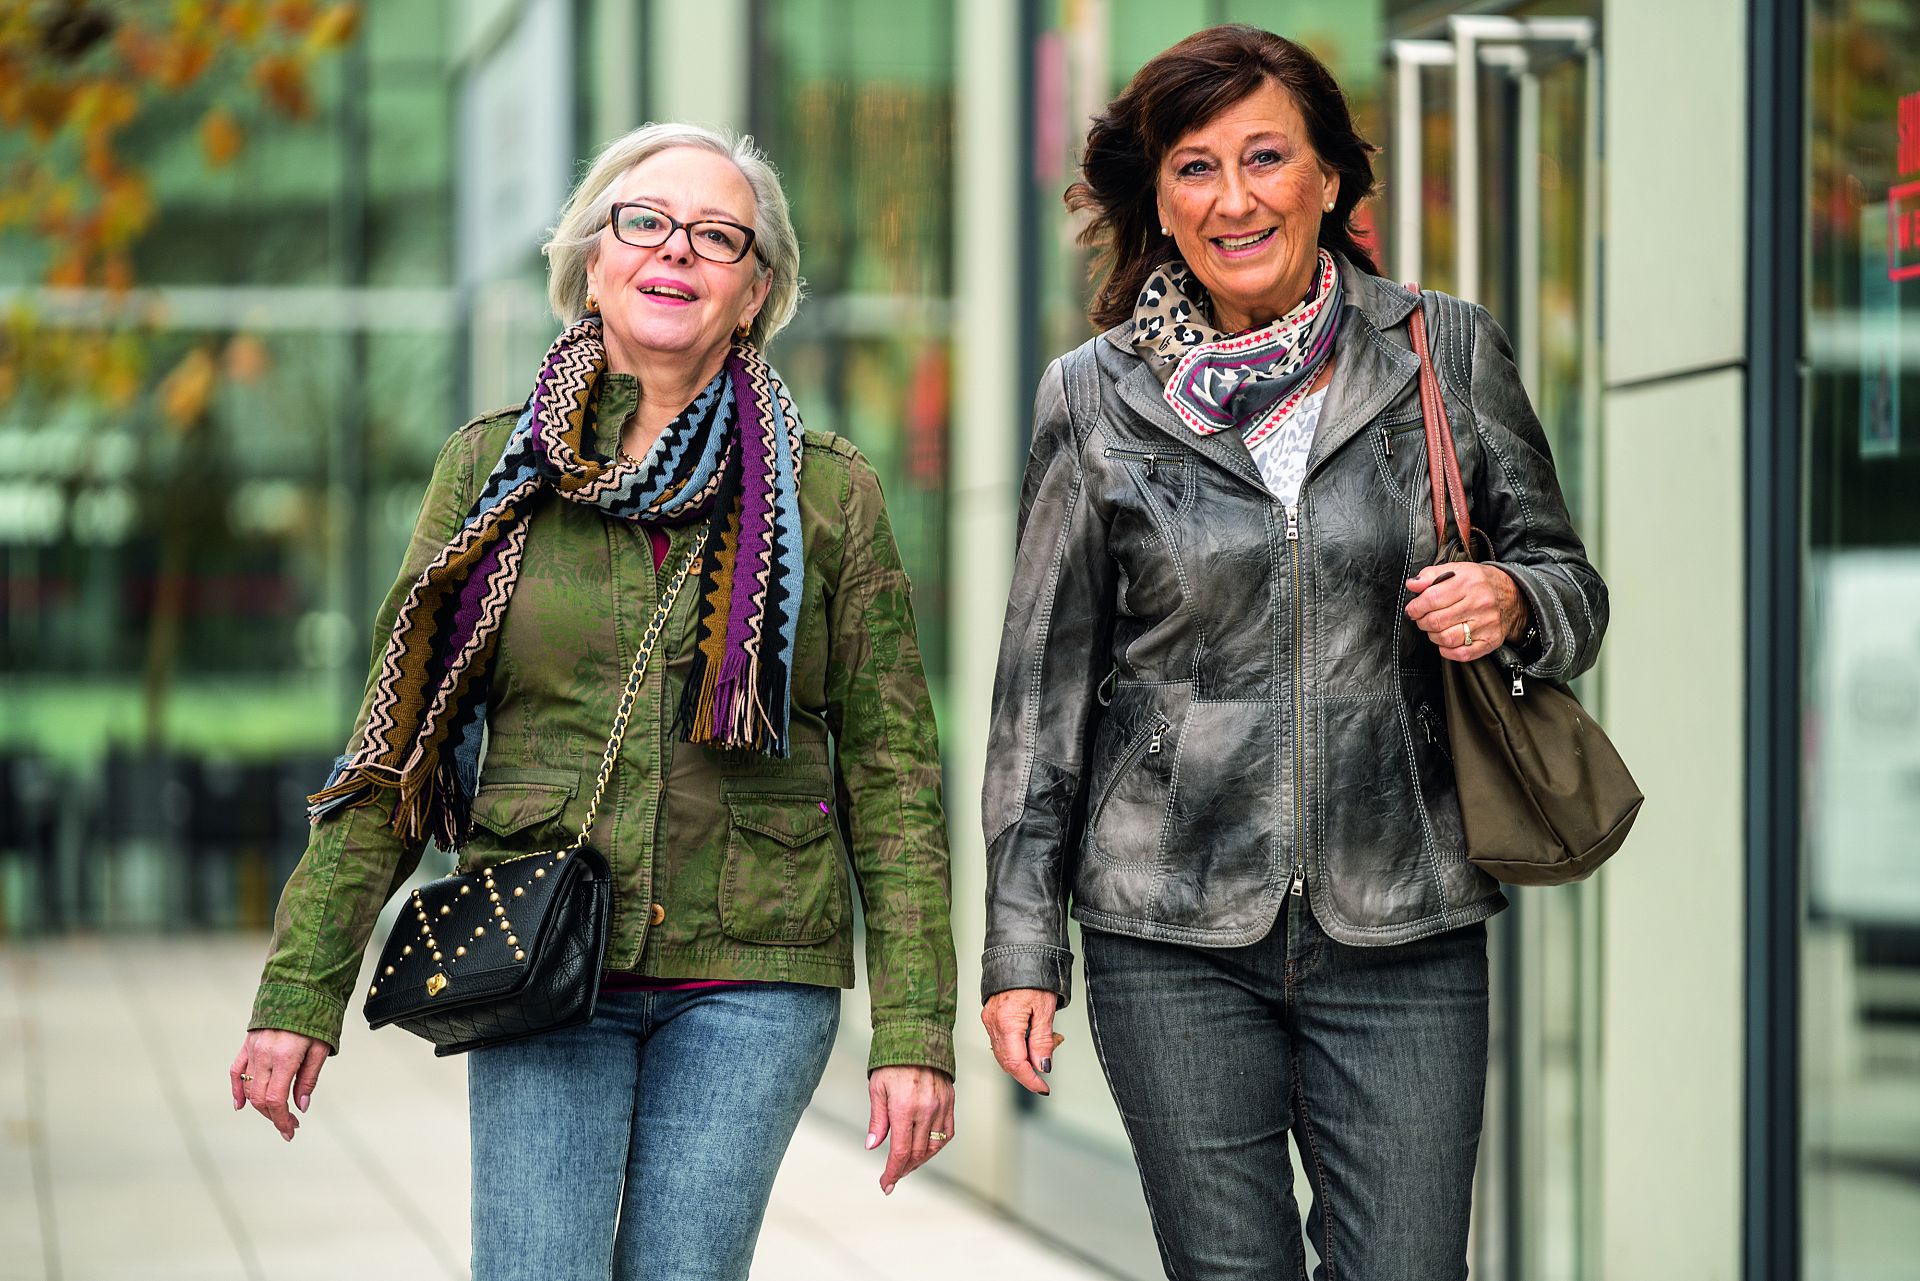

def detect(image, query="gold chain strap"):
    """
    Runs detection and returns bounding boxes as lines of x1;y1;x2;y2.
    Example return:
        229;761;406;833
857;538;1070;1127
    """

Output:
503;541;703;866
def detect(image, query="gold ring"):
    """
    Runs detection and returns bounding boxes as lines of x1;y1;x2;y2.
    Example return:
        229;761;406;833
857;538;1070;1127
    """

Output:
239;1074;253;1083
1462;620;1474;648
929;1130;948;1143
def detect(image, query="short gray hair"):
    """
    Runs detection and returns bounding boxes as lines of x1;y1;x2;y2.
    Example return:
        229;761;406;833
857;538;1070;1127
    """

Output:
542;123;803;349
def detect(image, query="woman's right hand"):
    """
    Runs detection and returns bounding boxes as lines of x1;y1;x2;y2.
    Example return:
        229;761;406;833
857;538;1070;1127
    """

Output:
981;988;1063;1096
230;1029;329;1141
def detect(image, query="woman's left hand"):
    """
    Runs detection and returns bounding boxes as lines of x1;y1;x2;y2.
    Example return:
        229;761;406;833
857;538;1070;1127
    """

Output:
865;1064;955;1195
1404;562;1529;663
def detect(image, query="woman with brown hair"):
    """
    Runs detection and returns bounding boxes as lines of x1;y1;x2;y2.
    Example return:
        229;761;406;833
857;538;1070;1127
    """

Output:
979;26;1606;1279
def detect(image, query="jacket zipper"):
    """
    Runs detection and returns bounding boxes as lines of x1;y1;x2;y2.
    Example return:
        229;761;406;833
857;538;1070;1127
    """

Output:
1089;715;1174;838
1103;446;1189;478
1382;422;1424;456
1289;504;1307;898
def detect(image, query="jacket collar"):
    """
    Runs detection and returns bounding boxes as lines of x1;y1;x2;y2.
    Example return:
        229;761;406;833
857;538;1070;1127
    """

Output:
1098;257;1421;494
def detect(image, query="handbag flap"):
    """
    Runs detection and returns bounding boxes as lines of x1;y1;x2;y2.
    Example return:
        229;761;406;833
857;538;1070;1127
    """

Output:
364;846;608;1028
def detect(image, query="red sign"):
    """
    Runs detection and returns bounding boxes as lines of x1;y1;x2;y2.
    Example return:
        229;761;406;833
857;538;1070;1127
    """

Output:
1890;92;1920;281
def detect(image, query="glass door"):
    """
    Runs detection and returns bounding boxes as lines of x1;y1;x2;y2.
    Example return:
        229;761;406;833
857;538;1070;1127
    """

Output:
1388;12;1603;1281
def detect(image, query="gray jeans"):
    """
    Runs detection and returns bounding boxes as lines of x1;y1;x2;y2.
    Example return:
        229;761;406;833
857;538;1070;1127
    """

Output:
1083;893;1490;1281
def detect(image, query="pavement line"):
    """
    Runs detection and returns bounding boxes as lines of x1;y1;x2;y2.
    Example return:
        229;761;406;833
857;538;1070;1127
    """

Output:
10;951;61;1281
326;1097;467;1279
115;948;266;1281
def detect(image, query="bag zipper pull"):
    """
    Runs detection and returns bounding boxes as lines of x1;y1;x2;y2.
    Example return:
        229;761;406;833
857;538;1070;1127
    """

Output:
1148;720;1168;754
1290;868;1306;897
1511;667;1526;697
1144;455;1157;477
1285;505;1300;541
1384;429;1394;456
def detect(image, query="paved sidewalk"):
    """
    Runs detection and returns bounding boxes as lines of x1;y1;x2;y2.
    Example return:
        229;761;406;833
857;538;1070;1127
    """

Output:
0;936;1112;1281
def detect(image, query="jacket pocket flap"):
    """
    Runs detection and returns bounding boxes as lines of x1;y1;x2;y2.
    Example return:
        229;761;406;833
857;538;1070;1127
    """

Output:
725;796;832;848
470;770;578;837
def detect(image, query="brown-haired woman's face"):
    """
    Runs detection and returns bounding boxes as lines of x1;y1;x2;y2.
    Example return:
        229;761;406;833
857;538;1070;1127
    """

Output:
1154;80;1338;333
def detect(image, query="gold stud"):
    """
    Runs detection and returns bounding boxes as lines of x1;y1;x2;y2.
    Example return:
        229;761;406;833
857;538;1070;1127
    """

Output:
556;851;567;860
474;926;485;938
507;935;518;946
489;891;500;903
534;868;546;879
383;965;394;976
494;906;505;917
432;951;443;961
402;945;412;956
455;946;466;957
439;905;451;916
513;887;524;898
514;950;526;962
459;885;470;896
369;985;378;997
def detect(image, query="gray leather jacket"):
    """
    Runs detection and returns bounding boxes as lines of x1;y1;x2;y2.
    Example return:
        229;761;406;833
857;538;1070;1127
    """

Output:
980;268;1607;1004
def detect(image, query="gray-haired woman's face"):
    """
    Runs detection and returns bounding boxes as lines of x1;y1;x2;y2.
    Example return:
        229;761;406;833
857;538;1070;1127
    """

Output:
586;147;771;371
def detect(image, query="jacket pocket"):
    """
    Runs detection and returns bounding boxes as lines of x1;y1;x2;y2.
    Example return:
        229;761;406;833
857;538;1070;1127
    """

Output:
1088;714;1175;870
462;767;581;862
719;793;849;945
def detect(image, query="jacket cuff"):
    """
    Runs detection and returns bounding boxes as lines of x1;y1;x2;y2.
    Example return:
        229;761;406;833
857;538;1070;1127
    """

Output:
249;981;346;1053
867;1018;956;1078
980;943;1075;1008
1490;560;1568;679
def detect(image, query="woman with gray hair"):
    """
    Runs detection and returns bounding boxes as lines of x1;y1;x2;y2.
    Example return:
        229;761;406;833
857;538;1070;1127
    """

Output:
230;123;958;1280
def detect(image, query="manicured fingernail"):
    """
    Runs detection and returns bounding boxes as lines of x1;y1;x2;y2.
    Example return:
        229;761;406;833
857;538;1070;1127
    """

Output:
866;1132;881;1150
1039;1057;1052;1073
296;1093;310;1112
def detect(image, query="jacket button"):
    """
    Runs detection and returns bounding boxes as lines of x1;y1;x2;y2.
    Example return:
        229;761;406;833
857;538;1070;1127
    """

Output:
649;903;666;927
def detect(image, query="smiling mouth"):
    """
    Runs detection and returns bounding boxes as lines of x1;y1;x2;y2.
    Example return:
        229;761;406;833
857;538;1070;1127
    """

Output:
1211;228;1277;251
639;285;696;301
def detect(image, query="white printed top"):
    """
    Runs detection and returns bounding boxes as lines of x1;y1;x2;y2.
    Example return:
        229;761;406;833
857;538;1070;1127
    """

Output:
1245;385;1328;508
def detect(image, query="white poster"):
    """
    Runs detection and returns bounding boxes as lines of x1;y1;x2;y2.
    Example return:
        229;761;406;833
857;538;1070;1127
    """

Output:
1807;550;1920;922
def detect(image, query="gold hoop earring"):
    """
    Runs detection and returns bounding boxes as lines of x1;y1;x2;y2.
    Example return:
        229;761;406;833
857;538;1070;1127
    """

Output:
735;320;752;339
585;292;599;314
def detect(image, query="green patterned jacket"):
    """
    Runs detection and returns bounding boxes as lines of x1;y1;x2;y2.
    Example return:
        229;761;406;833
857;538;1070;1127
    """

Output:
249;375;957;1075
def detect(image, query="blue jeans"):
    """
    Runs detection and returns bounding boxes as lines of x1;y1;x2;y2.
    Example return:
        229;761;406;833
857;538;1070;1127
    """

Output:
468;983;841;1281
1083;893;1490;1281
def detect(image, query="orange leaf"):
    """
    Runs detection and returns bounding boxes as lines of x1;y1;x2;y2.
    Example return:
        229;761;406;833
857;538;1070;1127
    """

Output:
271;0;317;34
46;252;88;288
159;38;215;91
252;55;311;120
20;82;74;138
219;0;269;43
102;252;135;295
224;333;271;383
305;3;359;51
200;106;244;167
159;347;218;426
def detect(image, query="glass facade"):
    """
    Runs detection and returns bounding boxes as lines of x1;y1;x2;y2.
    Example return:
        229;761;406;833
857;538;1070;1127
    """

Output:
1801;1;1920;1276
1;2;458;931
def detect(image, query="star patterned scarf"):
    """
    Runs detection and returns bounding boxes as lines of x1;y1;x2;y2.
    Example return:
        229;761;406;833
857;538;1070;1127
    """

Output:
308;313;806;849
1130;248;1344;448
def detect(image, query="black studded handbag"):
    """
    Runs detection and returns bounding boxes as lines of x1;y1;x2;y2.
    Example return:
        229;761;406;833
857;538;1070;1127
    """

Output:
362;546;700;1056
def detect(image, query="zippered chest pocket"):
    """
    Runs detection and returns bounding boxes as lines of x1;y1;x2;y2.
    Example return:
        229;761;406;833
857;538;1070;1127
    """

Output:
1105;445;1196;518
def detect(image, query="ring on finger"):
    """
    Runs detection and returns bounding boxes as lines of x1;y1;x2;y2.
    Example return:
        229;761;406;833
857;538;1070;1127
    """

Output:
930;1130;948;1144
239;1074;254;1083
1462;620;1474;648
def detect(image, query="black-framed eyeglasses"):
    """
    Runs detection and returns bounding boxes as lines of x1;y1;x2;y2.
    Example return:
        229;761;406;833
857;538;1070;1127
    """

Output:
607;201;759;265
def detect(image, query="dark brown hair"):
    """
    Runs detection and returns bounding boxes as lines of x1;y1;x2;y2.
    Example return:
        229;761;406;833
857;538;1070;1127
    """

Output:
1067;25;1381;332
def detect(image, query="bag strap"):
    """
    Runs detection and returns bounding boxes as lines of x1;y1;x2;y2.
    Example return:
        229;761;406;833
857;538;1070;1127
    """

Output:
497;541;703;864
1405;289;1474;558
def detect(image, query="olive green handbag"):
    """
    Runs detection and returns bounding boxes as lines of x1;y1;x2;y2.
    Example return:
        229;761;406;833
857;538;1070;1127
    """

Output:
1409;296;1642;885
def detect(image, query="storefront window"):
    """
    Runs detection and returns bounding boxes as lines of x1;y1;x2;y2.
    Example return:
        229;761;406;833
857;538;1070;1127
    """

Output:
748;0;955;692
1802;2;1920;1276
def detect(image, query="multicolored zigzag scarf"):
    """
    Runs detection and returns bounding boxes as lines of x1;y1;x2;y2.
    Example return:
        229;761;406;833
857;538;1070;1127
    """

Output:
308;313;805;848
1131;248;1344;448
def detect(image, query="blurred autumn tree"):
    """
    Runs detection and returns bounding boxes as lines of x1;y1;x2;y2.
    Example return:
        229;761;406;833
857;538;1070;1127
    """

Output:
0;0;358;415
0;0;359;748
